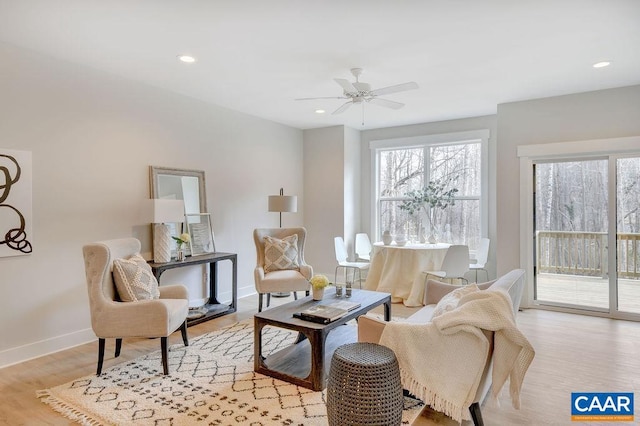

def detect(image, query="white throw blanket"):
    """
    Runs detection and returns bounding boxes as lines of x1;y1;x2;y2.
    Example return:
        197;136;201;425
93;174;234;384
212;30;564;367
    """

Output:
379;290;535;422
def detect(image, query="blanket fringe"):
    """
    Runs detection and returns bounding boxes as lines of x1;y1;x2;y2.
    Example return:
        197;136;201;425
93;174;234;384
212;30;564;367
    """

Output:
36;389;104;426
398;369;470;423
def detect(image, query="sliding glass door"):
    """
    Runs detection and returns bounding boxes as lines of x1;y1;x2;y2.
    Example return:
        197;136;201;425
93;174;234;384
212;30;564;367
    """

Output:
533;156;640;316
616;156;640;315
534;159;609;310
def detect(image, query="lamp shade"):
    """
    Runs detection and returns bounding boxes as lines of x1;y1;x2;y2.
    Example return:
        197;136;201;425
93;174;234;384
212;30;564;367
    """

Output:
268;195;297;213
149;199;185;223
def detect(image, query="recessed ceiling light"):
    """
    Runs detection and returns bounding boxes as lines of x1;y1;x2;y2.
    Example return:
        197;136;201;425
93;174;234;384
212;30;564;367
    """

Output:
315;109;325;114
593;61;610;68
178;55;196;63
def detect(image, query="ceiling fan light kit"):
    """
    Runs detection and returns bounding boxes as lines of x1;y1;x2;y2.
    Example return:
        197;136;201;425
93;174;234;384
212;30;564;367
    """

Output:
295;67;418;124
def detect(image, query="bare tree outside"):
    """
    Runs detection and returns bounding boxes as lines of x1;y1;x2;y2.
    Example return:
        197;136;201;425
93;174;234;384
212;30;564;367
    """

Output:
535;158;640;278
534;157;640;313
377;142;481;248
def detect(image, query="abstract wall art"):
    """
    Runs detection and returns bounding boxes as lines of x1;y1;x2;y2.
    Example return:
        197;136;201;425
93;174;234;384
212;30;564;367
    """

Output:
0;148;32;257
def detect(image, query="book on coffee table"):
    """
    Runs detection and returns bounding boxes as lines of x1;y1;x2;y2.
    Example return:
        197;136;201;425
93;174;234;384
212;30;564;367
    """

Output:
293;301;361;324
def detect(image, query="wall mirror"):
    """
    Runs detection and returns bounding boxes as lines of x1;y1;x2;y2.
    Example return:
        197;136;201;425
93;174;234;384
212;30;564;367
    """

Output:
150;166;208;257
150;166;207;214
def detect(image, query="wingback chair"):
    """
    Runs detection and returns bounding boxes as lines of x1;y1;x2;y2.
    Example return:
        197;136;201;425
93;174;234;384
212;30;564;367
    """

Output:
82;238;189;375
253;228;313;312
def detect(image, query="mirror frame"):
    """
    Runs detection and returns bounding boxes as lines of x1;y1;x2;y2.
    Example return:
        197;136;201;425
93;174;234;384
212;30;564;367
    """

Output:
149;166;207;213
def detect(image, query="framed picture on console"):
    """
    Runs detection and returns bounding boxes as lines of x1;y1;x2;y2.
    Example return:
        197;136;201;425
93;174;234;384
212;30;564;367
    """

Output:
186;213;216;255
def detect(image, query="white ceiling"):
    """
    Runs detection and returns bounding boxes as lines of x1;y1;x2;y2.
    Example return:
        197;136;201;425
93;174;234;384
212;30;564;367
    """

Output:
1;0;639;130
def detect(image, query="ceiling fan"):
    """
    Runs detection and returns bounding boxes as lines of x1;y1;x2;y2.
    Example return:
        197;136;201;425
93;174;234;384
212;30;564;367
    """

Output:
295;68;419;117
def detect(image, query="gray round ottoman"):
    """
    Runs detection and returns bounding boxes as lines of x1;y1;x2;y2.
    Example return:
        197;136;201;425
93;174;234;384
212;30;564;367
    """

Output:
326;342;403;426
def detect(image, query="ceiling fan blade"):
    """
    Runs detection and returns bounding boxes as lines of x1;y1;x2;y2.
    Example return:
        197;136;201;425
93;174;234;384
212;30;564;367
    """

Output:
332;101;353;115
295;96;347;101
369;81;419;96
334;78;357;93
369;98;404;110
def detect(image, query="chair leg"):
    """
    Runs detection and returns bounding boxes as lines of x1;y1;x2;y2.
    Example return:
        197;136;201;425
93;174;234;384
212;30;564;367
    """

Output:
115;338;122;358
266;293;271;308
97;338;106;376
180;320;189;347
161;337;169;375
258;293;263;312
293;291;298;300
469;402;484;426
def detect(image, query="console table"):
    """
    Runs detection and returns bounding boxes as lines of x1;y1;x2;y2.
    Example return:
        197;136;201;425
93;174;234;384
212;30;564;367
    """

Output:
149;252;237;325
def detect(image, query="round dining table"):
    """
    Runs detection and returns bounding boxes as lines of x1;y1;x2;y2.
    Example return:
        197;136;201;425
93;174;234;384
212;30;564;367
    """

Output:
363;242;450;307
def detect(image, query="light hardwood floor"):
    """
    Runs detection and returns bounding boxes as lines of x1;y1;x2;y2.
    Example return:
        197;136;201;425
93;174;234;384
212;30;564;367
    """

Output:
1;293;638;425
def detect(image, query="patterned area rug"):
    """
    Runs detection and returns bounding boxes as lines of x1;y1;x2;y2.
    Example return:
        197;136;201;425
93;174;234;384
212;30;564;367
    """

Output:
38;320;423;425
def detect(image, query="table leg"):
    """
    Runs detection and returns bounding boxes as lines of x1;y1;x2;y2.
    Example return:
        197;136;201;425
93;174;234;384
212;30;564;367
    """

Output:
384;300;391;321
294;332;308;344
209;262;220;304
231;256;237;310
309;331;328;391
254;319;266;372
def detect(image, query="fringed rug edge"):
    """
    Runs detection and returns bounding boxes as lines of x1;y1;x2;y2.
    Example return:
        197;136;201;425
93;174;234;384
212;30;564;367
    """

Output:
36;389;106;426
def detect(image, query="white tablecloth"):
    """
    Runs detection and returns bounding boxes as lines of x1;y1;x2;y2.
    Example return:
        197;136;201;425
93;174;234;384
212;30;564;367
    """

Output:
364;242;450;307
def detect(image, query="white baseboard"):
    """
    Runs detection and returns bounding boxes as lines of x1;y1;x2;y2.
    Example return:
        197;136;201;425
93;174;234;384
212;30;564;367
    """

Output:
1;286;258;369
0;328;96;369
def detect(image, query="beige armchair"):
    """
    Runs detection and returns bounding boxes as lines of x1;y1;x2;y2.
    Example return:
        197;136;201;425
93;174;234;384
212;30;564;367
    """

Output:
253;228;312;312
82;238;189;375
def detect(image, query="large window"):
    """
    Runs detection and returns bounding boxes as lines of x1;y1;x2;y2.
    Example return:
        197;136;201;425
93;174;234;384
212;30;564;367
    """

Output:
372;131;487;250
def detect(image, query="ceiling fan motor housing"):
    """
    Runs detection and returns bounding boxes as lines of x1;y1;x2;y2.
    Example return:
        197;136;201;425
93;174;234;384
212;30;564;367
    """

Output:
352;82;371;94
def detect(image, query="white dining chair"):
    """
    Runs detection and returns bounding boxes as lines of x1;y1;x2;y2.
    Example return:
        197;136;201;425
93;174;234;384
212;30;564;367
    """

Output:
354;233;372;262
424;244;470;285
334;237;370;288
470;238;490;282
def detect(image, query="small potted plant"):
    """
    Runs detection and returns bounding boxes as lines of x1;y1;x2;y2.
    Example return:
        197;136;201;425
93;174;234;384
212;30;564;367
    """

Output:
309;274;330;300
172;232;191;261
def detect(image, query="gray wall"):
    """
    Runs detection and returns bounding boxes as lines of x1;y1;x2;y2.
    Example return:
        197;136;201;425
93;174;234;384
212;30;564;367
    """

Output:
0;41;305;367
303;126;362;279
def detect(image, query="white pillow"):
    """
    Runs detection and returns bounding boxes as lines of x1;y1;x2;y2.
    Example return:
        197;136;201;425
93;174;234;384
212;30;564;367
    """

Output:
431;284;480;318
264;234;300;273
113;254;160;302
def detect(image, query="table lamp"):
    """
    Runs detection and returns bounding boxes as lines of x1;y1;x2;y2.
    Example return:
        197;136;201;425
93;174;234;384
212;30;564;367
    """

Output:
268;188;297;228
149;199;185;263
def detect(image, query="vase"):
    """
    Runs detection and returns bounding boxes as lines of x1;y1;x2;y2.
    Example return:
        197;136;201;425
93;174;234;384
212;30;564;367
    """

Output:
427;231;437;244
395;234;407;246
419;222;427;244
312;287;324;300
382;231;393;245
176;248;185;261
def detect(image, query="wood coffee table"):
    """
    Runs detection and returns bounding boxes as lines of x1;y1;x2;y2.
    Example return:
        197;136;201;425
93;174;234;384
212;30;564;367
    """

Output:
254;287;391;391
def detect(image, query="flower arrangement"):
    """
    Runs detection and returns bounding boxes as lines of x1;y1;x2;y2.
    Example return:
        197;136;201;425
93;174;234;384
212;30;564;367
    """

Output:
399;177;458;231
172;233;191;249
309;274;330;289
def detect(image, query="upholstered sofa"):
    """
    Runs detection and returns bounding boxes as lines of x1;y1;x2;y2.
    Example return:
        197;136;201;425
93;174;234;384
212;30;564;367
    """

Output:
358;269;526;424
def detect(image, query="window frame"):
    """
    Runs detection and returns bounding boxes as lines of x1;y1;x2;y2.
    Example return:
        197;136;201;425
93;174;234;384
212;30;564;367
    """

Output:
369;129;489;245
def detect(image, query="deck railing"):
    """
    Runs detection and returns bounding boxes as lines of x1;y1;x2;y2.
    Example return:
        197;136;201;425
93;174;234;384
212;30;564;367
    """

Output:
536;231;640;278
